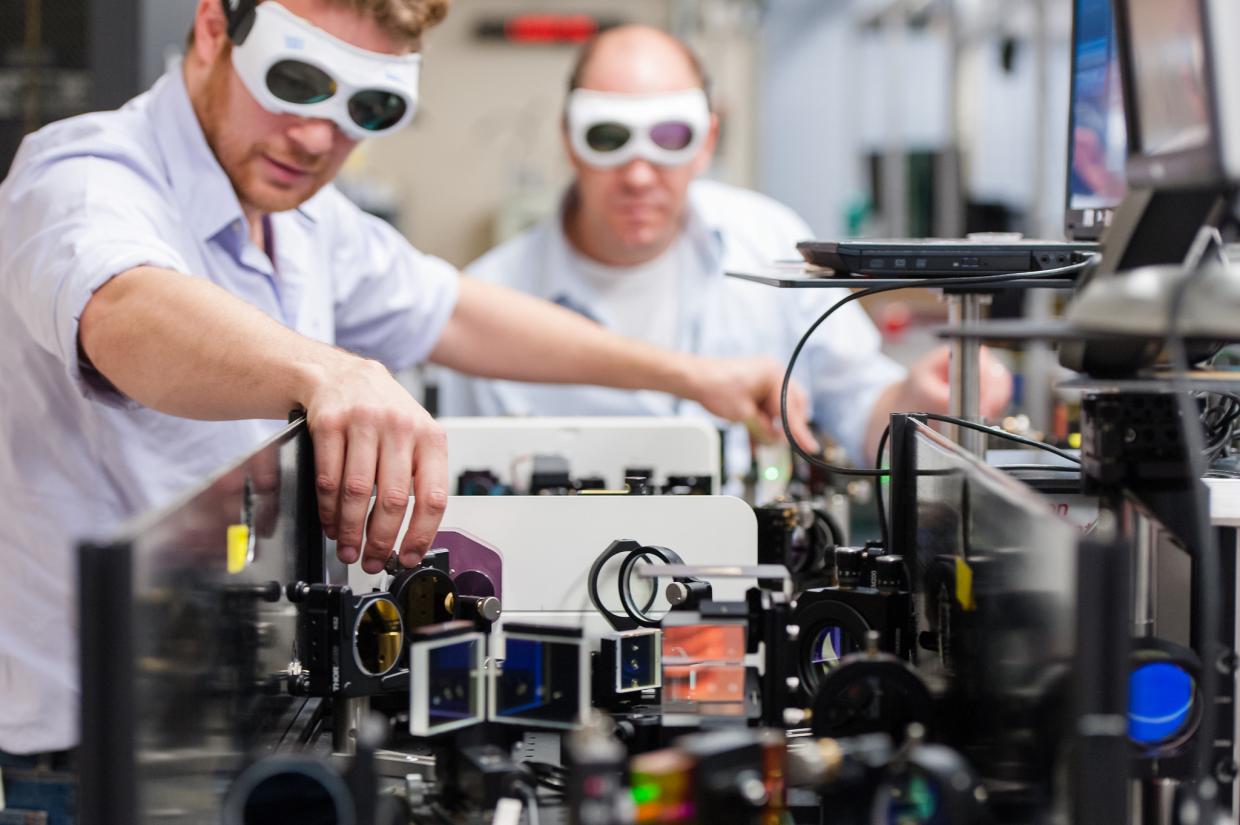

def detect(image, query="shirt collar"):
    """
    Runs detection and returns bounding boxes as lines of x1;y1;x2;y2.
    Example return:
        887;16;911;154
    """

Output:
148;62;318;245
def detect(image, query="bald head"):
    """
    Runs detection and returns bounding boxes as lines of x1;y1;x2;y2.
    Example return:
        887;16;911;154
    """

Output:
568;25;710;101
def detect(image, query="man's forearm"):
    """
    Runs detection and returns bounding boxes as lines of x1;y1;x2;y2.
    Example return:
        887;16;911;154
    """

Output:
79;266;346;419
429;277;695;396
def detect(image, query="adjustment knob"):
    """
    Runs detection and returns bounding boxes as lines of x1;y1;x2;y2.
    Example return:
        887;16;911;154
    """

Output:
875;555;908;592
834;547;865;588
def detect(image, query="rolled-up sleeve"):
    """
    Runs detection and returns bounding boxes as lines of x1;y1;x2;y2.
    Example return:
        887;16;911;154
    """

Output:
0;153;190;402
330;206;460;371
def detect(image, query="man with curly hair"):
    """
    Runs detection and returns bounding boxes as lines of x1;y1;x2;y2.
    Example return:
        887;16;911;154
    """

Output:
0;1;816;814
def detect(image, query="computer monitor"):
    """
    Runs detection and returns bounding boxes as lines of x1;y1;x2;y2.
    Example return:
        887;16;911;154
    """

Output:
1065;0;1129;240
1115;0;1240;189
1059;0;1239;374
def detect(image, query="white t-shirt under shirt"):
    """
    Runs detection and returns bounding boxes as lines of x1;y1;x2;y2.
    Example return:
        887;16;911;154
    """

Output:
570;237;685;353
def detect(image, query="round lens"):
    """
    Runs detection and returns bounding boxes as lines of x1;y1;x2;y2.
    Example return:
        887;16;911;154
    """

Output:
585;122;632;153
266;60;336;104
810;623;860;677
348;90;407;132
1129;661;1196;746
649;121;694;151
354;599;403;676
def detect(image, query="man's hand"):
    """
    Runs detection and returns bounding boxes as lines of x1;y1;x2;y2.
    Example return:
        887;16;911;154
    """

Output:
685;356;820;453
304;357;448;574
863;344;1012;458
899;345;1012;420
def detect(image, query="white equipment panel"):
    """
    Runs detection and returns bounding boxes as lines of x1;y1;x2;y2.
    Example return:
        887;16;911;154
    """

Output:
351;494;757;639
440;417;721;493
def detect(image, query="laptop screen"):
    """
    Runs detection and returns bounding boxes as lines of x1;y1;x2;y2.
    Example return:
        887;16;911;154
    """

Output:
1065;0;1129;240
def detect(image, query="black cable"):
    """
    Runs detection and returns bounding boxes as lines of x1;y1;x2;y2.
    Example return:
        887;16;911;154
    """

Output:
779;255;1098;478
994;464;1081;473
917;413;1082;464
875;424;891;551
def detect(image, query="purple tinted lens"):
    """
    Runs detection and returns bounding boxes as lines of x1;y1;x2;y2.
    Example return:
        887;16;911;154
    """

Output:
649;121;694;151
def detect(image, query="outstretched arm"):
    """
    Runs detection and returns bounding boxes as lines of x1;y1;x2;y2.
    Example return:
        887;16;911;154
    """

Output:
430;276;819;449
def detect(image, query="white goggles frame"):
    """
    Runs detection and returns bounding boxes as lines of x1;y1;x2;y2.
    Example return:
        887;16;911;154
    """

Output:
231;1;421;141
566;89;712;169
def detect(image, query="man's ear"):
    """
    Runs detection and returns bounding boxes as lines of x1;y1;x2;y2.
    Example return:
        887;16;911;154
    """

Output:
691;112;720;176
190;0;232;66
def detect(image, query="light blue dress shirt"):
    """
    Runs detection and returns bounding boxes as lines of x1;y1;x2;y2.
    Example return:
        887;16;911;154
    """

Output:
0;65;459;752
439;180;906;475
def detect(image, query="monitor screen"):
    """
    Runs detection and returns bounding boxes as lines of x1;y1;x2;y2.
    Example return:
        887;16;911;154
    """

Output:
1066;0;1128;234
1127;0;1211;157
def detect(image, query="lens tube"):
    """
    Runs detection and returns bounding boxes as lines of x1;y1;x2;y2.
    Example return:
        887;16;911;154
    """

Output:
224;757;355;825
490;628;588;729
409;629;486;736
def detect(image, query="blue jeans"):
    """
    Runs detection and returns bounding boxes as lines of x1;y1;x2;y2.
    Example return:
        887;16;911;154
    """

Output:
0;750;76;825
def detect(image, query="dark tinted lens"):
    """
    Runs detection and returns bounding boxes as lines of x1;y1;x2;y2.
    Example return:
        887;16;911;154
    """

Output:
266;60;335;104
348;90;408;132
650;121;694;150
585;122;632;152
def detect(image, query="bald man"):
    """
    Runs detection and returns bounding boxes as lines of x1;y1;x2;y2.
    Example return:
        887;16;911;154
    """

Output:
440;26;1011;475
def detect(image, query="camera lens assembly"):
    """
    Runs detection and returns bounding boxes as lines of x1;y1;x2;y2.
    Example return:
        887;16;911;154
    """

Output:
287;583;406;697
789;547;912;704
490;623;589;729
755;501;839;590
810;640;934;745
409;621;486;737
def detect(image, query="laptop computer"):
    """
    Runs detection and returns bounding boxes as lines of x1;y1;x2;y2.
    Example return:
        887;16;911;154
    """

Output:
795;237;1097;278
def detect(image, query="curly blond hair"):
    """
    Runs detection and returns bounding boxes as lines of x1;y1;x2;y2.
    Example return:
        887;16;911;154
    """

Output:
332;0;451;47
194;0;451;50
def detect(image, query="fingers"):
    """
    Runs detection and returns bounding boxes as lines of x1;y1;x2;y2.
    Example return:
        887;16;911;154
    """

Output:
335;422;379;568
311;414;347;543
360;419;416;574
400;425;449;568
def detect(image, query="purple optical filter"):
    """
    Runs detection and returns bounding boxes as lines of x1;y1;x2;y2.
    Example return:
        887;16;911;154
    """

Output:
650;121;694;150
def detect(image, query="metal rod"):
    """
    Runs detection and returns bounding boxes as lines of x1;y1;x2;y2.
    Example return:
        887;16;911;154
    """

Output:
947;293;989;455
332;696;367;755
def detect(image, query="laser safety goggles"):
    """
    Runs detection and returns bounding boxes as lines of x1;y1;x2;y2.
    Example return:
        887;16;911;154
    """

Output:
231;1;421;141
566;89;711;169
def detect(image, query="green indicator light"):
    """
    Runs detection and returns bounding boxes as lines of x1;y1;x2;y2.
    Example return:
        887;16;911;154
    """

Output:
763;466;781;481
631;783;661;804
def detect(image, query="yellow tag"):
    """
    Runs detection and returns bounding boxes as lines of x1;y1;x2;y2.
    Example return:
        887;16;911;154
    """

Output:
227;524;251;574
955;557;977;612
1068;432;1082;450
